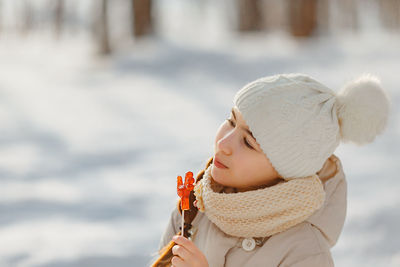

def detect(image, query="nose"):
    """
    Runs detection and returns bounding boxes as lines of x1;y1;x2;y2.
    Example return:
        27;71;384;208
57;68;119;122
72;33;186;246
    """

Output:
216;131;234;156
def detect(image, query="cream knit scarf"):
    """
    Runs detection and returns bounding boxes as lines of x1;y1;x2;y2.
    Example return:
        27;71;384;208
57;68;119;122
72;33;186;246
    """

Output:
193;164;326;238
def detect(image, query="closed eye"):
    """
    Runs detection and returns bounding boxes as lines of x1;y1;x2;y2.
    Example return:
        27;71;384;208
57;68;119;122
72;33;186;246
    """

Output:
226;118;254;149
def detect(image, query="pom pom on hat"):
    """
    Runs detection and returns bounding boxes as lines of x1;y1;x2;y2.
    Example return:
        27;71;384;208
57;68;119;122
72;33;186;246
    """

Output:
336;74;391;145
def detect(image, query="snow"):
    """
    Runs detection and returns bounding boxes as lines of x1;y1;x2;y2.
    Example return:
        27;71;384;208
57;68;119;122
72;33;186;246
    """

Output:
0;0;399;266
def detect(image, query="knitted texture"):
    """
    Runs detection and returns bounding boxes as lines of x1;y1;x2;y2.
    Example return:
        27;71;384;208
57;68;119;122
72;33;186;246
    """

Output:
233;73;341;179
193;164;326;238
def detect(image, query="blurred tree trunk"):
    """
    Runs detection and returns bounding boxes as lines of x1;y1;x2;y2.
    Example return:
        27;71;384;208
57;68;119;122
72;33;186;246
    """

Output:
93;0;111;55
53;0;64;39
262;0;285;32
378;0;400;30
317;0;330;35
132;0;153;37
288;0;317;37
238;0;264;31
337;0;358;32
21;0;34;36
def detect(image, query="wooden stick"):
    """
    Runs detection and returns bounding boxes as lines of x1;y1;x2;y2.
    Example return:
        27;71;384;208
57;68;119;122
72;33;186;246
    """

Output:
181;209;185;236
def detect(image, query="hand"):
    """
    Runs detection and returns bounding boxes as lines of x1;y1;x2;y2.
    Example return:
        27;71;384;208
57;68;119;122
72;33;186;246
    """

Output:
171;235;209;267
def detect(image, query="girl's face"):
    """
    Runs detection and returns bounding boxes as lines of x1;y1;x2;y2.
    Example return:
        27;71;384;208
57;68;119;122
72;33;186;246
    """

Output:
212;106;282;192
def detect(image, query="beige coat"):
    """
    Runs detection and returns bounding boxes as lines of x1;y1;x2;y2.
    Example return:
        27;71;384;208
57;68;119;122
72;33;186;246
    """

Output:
158;154;347;267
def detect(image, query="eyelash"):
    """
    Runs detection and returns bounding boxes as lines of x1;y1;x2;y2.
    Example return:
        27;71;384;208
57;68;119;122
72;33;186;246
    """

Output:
226;118;254;149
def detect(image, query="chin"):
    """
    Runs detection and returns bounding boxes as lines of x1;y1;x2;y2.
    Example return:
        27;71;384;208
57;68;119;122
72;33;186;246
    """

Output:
210;164;217;177
211;165;230;186
211;164;221;179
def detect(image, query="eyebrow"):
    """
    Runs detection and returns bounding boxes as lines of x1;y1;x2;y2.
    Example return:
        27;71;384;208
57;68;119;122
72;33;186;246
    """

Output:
231;108;255;138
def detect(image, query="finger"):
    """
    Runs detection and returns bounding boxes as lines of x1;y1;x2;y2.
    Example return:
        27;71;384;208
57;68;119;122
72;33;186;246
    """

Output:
171;255;185;267
173;235;198;254
172;244;192;261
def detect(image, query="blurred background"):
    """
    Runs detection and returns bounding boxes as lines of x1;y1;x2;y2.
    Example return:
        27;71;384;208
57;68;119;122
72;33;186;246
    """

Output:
0;0;399;266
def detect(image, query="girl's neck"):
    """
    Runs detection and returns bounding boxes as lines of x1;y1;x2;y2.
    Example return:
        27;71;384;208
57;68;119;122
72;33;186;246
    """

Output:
210;176;285;193
236;178;284;192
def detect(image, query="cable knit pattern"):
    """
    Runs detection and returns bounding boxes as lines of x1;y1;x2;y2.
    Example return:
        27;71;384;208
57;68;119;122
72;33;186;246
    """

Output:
233;73;341;179
193;164;326;238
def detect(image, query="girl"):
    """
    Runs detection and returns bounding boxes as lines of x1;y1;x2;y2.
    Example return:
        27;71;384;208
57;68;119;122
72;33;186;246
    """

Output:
151;73;390;267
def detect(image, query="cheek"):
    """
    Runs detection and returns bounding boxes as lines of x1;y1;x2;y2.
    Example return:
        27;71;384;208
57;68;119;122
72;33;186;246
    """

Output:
242;156;266;176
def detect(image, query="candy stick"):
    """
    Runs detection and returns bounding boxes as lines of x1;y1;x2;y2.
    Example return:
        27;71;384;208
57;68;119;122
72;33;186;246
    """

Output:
181;209;186;237
177;171;194;237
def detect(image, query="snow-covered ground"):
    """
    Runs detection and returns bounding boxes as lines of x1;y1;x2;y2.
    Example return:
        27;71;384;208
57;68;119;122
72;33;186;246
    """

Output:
0;1;399;267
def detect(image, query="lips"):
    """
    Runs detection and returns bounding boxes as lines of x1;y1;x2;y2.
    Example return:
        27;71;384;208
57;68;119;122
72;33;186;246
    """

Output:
214;157;228;168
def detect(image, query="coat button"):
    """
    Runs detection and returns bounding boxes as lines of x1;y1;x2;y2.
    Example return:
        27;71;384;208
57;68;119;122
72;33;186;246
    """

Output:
242;238;256;251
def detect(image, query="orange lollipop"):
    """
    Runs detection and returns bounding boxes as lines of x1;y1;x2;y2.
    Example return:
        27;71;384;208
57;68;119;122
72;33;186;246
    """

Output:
177;171;194;236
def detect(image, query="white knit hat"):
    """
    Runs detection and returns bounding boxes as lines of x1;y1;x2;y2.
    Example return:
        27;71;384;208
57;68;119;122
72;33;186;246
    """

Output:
233;73;391;180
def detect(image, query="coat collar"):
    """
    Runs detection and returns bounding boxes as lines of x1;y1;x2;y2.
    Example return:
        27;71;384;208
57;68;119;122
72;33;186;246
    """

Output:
306;154;347;247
